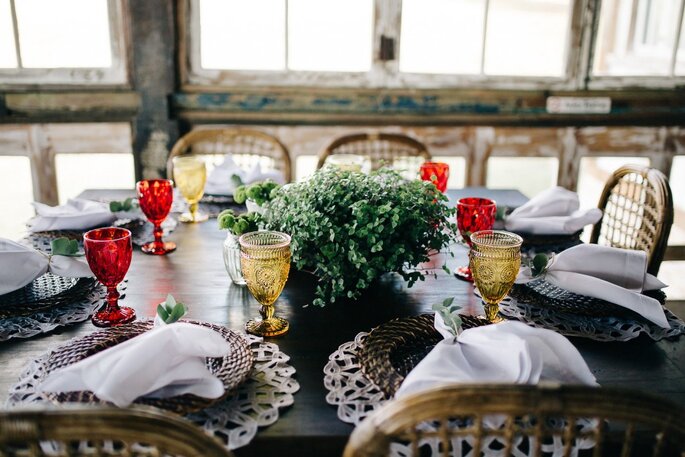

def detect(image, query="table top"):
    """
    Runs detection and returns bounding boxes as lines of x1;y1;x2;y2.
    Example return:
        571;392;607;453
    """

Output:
1;188;684;457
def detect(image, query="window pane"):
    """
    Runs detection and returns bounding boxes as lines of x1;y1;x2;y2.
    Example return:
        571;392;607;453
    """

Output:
0;156;33;240
669;156;685;244
484;0;571;76
399;0;485;75
56;153;134;204
594;0;680;76
200;0;285;70
295;155;318;181
16;0;112;68
486;157;559;198
675;12;685;75
0;0;17;68
288;0;372;72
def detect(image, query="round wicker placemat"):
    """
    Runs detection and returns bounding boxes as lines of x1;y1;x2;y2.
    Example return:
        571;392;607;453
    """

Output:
43;320;254;415
358;314;490;397
0;274;96;319
509;279;667;319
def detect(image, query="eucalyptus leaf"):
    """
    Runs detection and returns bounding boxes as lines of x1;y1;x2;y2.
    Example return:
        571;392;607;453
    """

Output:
532;253;550;277
109;197;134;213
156;294;187;324
50;238;82;256
432;300;463;337
156;304;169;321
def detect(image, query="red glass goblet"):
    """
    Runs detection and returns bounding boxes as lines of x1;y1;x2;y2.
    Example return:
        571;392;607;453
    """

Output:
419;162;450;193
455;197;497;281
136;179;176;255
84;227;136;327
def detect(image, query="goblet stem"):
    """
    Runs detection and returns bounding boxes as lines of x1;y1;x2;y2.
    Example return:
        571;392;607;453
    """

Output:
260;304;275;320
106;285;120;311
190;202;199;221
153;223;163;244
483;301;504;323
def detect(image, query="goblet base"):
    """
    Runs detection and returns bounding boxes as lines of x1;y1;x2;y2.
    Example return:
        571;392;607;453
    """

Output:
179;211;208;223
245;316;289;337
141;241;177;255
453;266;474;282
92;306;136;327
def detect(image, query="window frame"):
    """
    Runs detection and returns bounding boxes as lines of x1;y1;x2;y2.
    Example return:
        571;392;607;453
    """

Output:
0;0;129;89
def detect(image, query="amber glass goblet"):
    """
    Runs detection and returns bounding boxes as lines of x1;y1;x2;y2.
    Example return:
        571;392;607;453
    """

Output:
469;230;522;323
239;231;291;337
173;156;208;223
419;161;450;193
84;227;136;327
455;197;497;281
136;179;176;255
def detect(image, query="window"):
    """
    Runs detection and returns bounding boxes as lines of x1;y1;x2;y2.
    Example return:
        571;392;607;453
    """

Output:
184;0;580;88
0;156;33;240
486;157;559;198
593;0;685;77
0;0;127;85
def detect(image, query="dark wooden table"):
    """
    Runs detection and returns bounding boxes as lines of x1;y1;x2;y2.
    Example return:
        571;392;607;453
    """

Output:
1;188;683;457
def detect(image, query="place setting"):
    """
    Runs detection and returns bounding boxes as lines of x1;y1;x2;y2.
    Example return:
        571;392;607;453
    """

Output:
5;228;301;452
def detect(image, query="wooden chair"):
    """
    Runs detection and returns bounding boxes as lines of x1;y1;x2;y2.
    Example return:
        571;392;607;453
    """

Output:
0;405;233;457
167;128;292;182
343;384;685;457
317;133;431;174
590;164;673;275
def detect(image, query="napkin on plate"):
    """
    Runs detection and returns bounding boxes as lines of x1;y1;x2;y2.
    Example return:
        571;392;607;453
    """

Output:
504;187;602;235
517;244;670;328
39;322;232;407
0;238;92;295
205;156;286;196
396;317;597;399
29;198;116;233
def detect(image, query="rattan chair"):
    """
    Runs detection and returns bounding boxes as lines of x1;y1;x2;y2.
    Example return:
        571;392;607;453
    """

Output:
317;133;431;173
343;384;685;457
167;128;292;182
590;165;673;275
0;405;233;457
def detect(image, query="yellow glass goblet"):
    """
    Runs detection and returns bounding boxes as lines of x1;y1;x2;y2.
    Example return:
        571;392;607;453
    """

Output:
469;230;523;323
239;231;291;337
172;156;208;223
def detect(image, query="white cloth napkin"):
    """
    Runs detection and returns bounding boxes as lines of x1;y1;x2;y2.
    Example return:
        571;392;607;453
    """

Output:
517;244;670;328
396;318;597;399
39;322;232;407
0;238;92;295
505;187;602;235
205;155;286;196
29;198;116;233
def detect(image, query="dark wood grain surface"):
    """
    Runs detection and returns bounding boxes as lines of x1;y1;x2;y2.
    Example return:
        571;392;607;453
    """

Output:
1;188;683;457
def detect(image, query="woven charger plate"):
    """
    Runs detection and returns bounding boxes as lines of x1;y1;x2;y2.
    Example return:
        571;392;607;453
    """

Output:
509;279;667;319
43;320;254;415
358;314;490;398
0;274;96;319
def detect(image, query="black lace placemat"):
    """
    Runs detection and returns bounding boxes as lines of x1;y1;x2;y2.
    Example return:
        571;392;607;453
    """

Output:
0;274;96;319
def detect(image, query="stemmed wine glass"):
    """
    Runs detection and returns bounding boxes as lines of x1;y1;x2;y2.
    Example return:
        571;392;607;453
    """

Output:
419;162;450;193
84;227;136;327
469;230;522;323
136;179;176;255
173;156;208;223
239;231;291;337
455;197;497;281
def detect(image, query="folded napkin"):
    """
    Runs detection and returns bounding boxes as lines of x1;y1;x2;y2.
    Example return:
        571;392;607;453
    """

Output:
0;238;92;295
29;198;116;233
517;244;669;328
205;156;286;196
396;318;597;399
39;322;232;407
505;187;602;235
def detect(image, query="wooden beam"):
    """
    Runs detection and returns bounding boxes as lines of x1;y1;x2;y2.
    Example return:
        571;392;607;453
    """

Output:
5;92;139;115
128;0;179;180
665;245;685;261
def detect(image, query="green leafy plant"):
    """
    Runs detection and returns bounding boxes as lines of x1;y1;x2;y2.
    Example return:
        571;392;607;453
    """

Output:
50;237;82;256
217;209;262;235
432;297;463;337
265;168;458;306
234;179;281;205
109;197;135;212
156;294;188;324
531;253;550;277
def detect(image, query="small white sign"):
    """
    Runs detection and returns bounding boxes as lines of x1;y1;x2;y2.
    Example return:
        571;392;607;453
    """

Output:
546;96;611;114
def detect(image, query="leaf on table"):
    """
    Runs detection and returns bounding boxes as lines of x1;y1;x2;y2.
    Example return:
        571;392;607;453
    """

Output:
50;237;82;257
432;298;463;337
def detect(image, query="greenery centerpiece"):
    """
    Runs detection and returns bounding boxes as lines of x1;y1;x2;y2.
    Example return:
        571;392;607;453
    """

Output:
265;168;457;306
218;209;263;286
234;179;281;214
